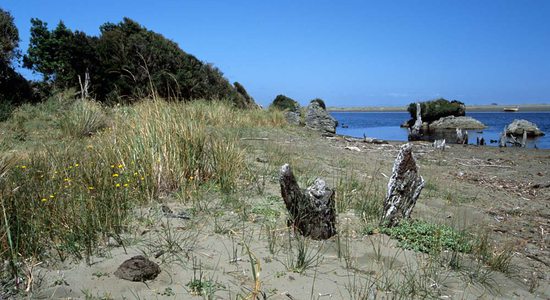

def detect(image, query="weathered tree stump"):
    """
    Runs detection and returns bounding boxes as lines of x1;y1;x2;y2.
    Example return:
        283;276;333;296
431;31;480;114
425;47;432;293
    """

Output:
456;128;468;144
279;164;336;240
380;143;425;227
433;139;446;150
408;103;423;141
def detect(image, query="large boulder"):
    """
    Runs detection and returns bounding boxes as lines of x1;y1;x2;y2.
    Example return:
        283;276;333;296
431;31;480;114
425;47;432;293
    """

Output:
506;119;545;137
284;111;301;126
305;100;338;134
429;116;486;130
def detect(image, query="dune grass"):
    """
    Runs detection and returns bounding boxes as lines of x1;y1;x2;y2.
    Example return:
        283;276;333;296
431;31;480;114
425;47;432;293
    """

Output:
0;96;285;287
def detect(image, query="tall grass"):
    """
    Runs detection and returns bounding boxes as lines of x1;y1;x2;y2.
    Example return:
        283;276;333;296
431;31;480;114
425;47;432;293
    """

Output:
0;97;285;288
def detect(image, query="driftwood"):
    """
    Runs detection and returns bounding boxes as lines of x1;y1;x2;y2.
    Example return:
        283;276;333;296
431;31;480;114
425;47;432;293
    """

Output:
279;164;336;240
476;137;485;146
408;103;423;141
499;127;527;148
433;139;446;150
380;143;425;227
456;128;468;144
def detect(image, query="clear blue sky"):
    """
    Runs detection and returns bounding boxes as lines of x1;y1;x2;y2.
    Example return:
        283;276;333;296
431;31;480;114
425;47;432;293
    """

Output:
3;0;550;107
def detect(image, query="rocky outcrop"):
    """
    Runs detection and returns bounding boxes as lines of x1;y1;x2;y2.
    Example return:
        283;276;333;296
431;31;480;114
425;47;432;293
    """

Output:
305;101;338;134
505;119;544;137
284;111;301;126
429;116;486;130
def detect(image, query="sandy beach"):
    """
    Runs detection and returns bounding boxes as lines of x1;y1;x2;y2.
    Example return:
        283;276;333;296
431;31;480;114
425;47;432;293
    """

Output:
26;126;549;299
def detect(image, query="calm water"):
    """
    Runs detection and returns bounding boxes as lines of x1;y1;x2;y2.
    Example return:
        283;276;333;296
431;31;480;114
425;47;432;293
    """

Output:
331;111;550;149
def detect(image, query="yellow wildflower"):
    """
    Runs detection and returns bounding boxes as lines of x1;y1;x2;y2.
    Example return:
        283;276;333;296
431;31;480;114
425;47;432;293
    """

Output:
112;173;119;177
111;165;115;168
49;195;55;198
133;172;138;176
123;183;129;187
115;183;121;188
21;165;27;169
88;186;94;190
75;163;79;167
118;164;123;169
41;198;47;202
189;176;194;180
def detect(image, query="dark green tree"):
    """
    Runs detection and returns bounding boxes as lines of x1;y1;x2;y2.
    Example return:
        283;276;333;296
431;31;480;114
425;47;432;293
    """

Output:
270;94;300;111
310;98;326;110
0;8;34;120
23;17;255;108
407;98;465;123
0;7;20;63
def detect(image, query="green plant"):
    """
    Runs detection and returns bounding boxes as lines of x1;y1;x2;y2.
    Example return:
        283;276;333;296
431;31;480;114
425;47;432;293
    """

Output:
23;18;256;108
186;258;223;298
381;220;472;254
269;94;300;112
59;99;108;138
407;98;465;123
0;99;284;289
282;234;323;274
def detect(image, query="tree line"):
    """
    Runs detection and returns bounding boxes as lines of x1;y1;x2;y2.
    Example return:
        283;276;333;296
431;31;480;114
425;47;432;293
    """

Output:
0;7;256;119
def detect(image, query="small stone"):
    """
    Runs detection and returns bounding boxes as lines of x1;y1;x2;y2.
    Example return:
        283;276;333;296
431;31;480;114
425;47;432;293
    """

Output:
114;255;160;282
107;237;119;247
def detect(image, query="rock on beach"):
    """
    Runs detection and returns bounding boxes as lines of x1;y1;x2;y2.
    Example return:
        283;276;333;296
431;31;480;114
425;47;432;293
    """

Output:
429;116;486;130
505;119;545;137
305;101;338;134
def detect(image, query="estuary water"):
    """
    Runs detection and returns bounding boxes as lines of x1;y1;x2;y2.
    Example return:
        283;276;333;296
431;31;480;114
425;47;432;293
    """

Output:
330;111;550;149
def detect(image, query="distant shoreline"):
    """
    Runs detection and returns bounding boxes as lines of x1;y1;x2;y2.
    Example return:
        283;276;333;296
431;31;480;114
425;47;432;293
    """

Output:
328;104;550;112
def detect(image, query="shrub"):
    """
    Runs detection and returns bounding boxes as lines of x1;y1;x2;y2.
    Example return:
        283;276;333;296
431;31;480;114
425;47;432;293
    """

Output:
270;94;300;112
310;98;326;110
407;98;465;123
381;219;472;254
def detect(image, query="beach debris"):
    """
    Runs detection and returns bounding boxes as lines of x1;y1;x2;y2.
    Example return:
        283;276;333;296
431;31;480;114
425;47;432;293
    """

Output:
499;126;507;147
345;146;361;152
456;128;468;144
279;164;337;240
499;126;528;147
433;139;446;150
363;134;388;144
114;255;160;281
476;137;485;146
381;143;425;227
408;103;423;141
